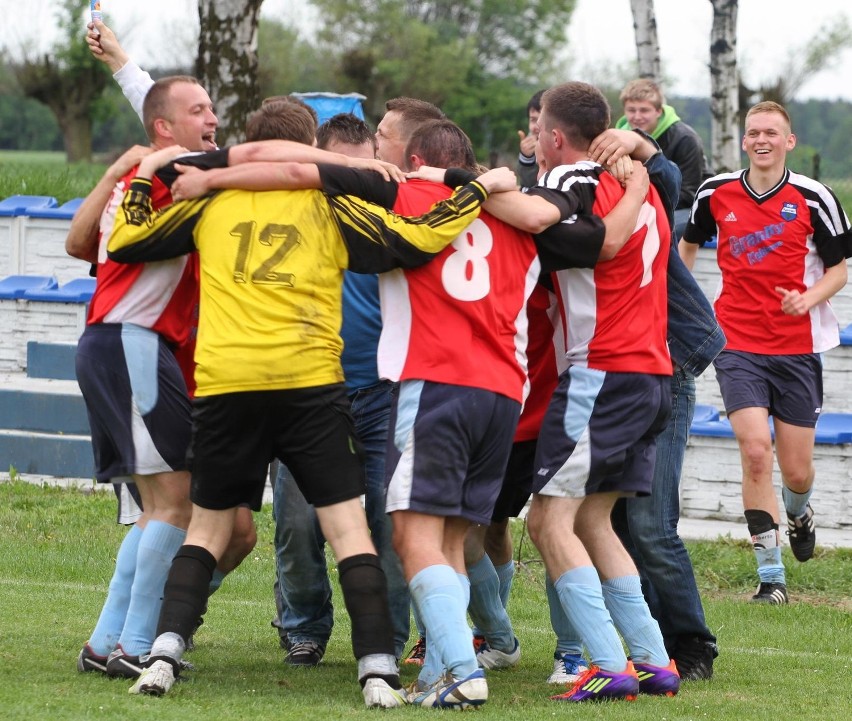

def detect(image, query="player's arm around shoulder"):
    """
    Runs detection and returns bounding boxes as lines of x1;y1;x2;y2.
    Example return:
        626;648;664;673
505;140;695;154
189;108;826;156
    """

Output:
108;146;205;263
338;166;514;272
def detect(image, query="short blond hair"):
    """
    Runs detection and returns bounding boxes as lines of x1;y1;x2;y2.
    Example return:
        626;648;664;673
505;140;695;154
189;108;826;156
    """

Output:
745;101;791;132
619;78;665;110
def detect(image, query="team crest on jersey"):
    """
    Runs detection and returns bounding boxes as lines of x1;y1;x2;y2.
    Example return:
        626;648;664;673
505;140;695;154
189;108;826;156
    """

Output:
780;202;798;221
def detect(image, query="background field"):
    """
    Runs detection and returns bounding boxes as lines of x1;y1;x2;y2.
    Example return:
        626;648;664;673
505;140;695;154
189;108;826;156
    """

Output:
0;479;849;721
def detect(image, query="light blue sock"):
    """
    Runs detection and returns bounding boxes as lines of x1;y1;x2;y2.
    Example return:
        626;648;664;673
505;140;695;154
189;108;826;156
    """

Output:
88;524;143;656
601;575;669;667
546;577;584;655
209;568;226;595
410;565;477;682
118;520;186;655
495;560;515;609
415;595;444;688
412;603;426;640
466;556;514;650
554;566;626;672
752;528;786;584
782;486;813;518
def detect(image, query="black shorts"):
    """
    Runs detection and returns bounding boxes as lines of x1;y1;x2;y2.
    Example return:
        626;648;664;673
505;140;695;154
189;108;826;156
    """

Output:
490;439;536;522
713;350;822;428
189;384;365;511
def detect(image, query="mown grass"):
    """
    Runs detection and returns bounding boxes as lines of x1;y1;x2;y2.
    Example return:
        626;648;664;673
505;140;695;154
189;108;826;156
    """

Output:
0;151;106;204
0;477;850;720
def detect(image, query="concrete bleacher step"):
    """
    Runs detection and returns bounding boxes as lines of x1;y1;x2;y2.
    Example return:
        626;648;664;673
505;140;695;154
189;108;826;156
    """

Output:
27;341;78;381
0;375;94;479
0;429;94;478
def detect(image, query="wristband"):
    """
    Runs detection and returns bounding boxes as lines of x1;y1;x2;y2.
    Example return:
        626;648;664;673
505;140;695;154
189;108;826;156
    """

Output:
444;167;477;188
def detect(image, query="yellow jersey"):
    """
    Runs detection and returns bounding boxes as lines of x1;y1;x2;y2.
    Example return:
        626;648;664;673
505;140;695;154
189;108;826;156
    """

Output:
108;177;487;396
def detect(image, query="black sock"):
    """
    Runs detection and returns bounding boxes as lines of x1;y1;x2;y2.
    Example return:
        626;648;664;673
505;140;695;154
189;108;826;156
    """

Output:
338;553;395;659
156;544;217;642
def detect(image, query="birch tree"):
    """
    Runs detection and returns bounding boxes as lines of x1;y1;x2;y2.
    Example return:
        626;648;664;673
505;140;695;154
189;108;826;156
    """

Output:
709;0;739;172
197;0;264;145
630;0;661;81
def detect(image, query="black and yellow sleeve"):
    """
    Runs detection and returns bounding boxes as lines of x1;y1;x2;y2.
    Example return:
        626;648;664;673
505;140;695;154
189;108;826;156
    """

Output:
107;179;215;263
330;180;488;273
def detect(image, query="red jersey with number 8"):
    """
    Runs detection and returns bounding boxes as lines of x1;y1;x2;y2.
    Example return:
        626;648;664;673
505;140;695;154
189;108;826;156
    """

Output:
379;179;540;404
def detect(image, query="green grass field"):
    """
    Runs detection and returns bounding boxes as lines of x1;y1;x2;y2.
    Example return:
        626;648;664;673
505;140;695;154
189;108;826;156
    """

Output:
0;478;849;720
0;151;106;204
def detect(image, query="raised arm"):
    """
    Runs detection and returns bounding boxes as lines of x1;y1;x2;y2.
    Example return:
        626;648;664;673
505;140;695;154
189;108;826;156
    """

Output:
87;20;153;121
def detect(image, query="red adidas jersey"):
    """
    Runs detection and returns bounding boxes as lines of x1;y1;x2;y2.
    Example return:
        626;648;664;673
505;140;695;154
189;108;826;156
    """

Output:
86;166;200;392
546;163;671;374
378;179;540;403
684;169;849;354
514;284;561;441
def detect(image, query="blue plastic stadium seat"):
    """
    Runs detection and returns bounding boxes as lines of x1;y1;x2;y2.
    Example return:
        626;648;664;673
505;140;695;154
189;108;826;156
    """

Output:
839;323;852;346
701;237;717;249
692;404;720;424
814;414;852;444
0;275;59;299
26;197;84;219
690;412;852;444
0;195;58;217
21;277;95;303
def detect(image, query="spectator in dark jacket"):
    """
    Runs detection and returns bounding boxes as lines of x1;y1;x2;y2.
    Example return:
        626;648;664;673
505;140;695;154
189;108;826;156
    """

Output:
616;78;713;238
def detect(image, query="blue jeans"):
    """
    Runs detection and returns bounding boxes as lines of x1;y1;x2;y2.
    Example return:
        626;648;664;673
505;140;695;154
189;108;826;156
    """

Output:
611;368;716;653
272;380;410;657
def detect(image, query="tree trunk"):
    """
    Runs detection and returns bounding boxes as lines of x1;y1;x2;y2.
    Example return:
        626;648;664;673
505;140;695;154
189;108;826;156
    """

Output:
630;0;661;81
709;0;740;173
197;0;264;146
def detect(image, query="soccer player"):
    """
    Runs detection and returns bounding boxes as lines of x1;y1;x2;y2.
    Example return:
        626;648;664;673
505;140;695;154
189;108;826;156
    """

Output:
69;75;226;679
106;127;517;705
680;101;851;604
524;81;680;702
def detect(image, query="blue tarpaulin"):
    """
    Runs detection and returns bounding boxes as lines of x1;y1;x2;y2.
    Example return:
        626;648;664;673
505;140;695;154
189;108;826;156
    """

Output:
291;92;367;126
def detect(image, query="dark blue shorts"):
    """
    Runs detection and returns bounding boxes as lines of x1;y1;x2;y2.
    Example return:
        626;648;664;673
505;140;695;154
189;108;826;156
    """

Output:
384;380;521;525
532;367;671;498
75;324;191;483
490;439;536;522
190;383;364;511
713;350;822;428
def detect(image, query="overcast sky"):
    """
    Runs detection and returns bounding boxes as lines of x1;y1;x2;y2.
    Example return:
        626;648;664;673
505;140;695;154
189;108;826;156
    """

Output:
4;0;851;101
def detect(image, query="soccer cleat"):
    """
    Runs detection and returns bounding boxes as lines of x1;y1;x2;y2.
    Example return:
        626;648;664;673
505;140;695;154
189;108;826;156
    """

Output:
106;646;146;679
409;668;488;709
751;582;788;604
547;651;590;684
633;659;681;696
77;644;109;674
285;639;325;666
128;659;176;696
786;503;816;562
475;636;521;670
550;664;639;702
472;634;487;653
362;677;407;708
673;637;718;681
403;636;426;666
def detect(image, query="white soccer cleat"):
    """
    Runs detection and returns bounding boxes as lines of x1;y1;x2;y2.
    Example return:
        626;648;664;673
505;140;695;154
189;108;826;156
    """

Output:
128;659;176;696
362;677;407;708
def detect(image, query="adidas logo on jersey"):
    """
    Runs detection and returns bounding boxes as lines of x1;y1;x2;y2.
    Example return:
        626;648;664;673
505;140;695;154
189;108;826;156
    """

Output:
724;211;737;222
